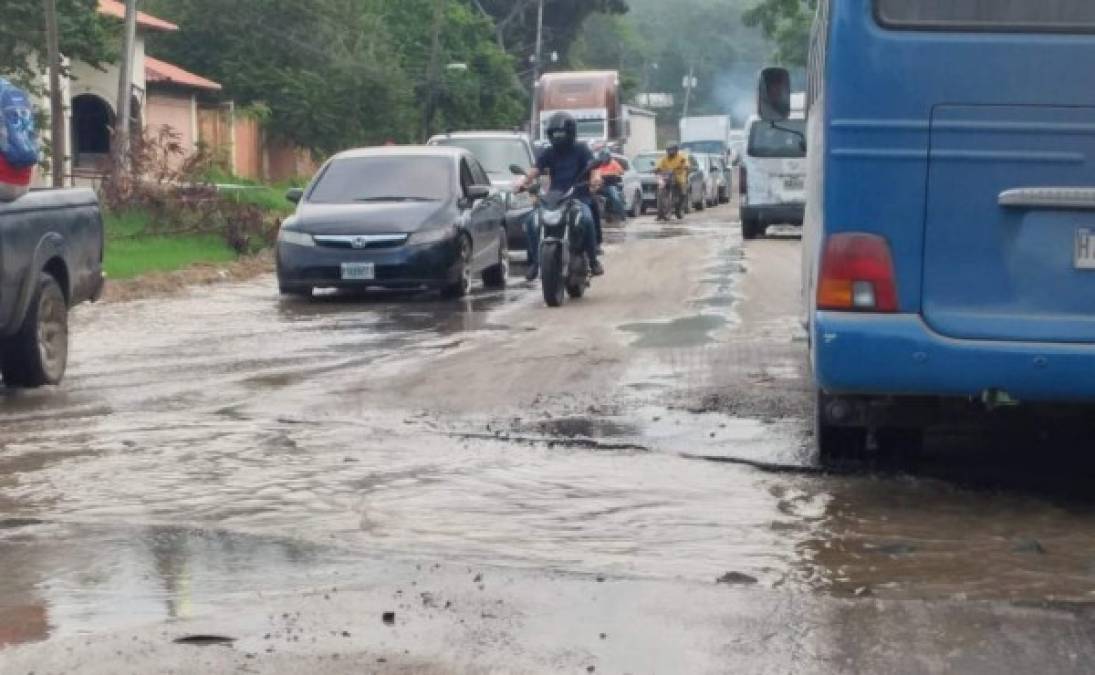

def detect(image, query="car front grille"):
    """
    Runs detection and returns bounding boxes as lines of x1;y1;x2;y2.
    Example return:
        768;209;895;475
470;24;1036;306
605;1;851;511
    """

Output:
313;234;409;250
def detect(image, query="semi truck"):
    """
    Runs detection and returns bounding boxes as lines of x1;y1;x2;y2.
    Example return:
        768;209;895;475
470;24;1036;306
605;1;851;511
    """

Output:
534;71;657;155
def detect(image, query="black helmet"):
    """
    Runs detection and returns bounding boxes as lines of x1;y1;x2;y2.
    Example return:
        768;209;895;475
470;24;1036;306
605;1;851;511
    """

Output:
545;112;577;151
666;144;680;157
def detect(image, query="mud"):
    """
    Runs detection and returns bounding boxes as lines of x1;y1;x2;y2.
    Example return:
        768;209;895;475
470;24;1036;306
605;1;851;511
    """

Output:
102;250;275;303
4;204;1095;672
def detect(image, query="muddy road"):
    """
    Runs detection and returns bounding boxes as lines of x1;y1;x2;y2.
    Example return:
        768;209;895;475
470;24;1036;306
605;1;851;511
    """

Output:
4;206;1095;673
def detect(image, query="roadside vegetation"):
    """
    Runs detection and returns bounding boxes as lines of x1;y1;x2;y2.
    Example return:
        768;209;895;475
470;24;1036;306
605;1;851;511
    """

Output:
99;128;299;280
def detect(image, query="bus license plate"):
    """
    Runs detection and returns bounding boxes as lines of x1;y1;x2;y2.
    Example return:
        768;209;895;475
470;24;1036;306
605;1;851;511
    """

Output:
341;262;375;280
1076;230;1095;270
784;176;804;191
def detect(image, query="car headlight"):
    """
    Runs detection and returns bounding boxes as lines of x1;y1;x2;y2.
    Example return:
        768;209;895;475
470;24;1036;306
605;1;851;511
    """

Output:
278;228;314;247
541;209;564;226
408;225;457;246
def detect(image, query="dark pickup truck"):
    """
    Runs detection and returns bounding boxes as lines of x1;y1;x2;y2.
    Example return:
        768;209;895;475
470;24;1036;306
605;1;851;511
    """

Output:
0;188;104;388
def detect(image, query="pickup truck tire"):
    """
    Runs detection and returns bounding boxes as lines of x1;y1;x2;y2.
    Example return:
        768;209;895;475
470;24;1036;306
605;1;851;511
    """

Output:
742;215;762;240
1;273;68;388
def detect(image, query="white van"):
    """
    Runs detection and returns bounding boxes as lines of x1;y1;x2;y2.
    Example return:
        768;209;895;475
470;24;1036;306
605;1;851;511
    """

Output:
739;114;806;239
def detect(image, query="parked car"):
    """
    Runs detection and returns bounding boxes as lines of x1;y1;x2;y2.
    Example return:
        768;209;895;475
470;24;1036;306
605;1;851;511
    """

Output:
633;151;662;215
427;131;536;251
633;150;706;216
740;115;806;239
687;153;712;211
728;140;745;167
610;153;645;218
711;154;732;204
276;146;509;299
0;188;104;388
696;154;722;208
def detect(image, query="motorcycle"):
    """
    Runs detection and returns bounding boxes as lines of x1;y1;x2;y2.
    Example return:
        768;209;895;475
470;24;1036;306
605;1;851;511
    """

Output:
596;174;627;226
656;172;684;221
511;161;603;307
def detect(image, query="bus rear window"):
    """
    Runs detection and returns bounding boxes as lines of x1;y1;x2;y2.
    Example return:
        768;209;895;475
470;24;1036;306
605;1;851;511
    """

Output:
748;120;806;159
877;0;1095;33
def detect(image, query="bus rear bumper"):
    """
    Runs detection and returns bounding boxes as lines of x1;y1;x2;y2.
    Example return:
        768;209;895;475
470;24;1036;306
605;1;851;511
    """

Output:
815;312;1095;403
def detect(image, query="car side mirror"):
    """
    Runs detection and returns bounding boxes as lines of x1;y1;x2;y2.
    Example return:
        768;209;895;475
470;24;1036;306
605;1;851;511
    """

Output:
758;67;791;122
466;184;491;201
509;164;527;176
286;187;304;203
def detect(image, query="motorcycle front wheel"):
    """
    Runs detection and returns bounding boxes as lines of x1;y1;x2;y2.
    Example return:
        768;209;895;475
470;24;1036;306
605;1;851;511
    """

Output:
540;242;566;307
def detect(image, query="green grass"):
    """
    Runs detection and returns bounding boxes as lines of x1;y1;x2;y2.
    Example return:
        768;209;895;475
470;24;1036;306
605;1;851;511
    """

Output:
218;184;296;215
103;210;237;280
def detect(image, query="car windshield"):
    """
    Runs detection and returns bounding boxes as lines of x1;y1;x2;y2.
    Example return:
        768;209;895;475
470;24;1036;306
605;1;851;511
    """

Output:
632;155;660;173
748;120;806;158
308;156;451;203
432;137;530;176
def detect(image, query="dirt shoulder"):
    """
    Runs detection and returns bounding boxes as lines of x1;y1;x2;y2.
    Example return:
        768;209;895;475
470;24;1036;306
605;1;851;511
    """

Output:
101;250;275;303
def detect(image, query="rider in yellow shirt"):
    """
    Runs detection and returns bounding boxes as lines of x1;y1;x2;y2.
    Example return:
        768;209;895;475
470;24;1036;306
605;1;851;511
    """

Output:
654;145;689;221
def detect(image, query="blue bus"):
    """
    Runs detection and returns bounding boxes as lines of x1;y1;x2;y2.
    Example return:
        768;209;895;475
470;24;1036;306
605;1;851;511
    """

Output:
757;0;1095;457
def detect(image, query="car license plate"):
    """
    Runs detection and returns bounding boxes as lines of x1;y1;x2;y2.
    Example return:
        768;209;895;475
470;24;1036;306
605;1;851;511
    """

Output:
1076;229;1095;270
341;262;375;280
784;176;805;191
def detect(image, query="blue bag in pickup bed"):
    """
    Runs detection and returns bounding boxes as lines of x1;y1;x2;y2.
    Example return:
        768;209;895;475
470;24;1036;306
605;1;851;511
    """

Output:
0;78;39;168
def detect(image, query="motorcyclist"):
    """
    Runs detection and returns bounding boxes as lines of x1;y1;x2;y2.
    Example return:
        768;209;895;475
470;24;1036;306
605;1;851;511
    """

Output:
597;150;628;223
516;112;604;281
654;144;689;221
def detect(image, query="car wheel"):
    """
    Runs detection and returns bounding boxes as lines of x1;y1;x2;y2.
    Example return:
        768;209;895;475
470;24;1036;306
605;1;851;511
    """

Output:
743;214;766;240
1;272;68;388
441;235;473;299
696;192;706;211
630;190;641;218
481;233;509;289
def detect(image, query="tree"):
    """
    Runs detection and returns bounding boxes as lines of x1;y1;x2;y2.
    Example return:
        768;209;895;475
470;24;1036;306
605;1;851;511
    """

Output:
145;0;417;153
1;0;115;91
379;0;526;136
570;0;772;126
469;0;628;64
742;0;815;66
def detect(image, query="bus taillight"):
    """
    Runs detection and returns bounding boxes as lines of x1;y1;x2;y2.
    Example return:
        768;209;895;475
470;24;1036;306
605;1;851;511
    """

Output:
817;233;898;312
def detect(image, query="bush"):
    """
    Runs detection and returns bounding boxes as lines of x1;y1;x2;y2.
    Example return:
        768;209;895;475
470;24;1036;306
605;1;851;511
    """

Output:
100;126;282;254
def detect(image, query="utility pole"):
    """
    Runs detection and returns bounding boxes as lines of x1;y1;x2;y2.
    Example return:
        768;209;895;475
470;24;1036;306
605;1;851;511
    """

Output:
42;0;65;187
528;0;544;141
681;63;697;119
113;0;138;174
423;0;447;140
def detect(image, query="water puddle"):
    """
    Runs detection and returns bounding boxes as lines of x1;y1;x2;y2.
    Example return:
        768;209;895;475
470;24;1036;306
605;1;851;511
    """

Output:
618;314;727;348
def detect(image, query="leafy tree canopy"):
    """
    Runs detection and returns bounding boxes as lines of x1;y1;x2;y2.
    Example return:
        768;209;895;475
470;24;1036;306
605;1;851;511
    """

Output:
1;0;116;92
742;0;816;66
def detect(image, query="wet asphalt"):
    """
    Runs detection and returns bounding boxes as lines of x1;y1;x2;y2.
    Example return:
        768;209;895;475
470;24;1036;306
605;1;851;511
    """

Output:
4;205;1095;673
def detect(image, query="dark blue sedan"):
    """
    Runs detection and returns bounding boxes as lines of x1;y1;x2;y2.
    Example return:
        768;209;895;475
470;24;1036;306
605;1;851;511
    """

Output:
276;146;509;299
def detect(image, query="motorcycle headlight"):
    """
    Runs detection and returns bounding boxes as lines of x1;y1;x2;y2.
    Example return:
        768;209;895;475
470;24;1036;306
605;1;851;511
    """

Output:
408;225;457;246
541;209;564;226
278;228;315;248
